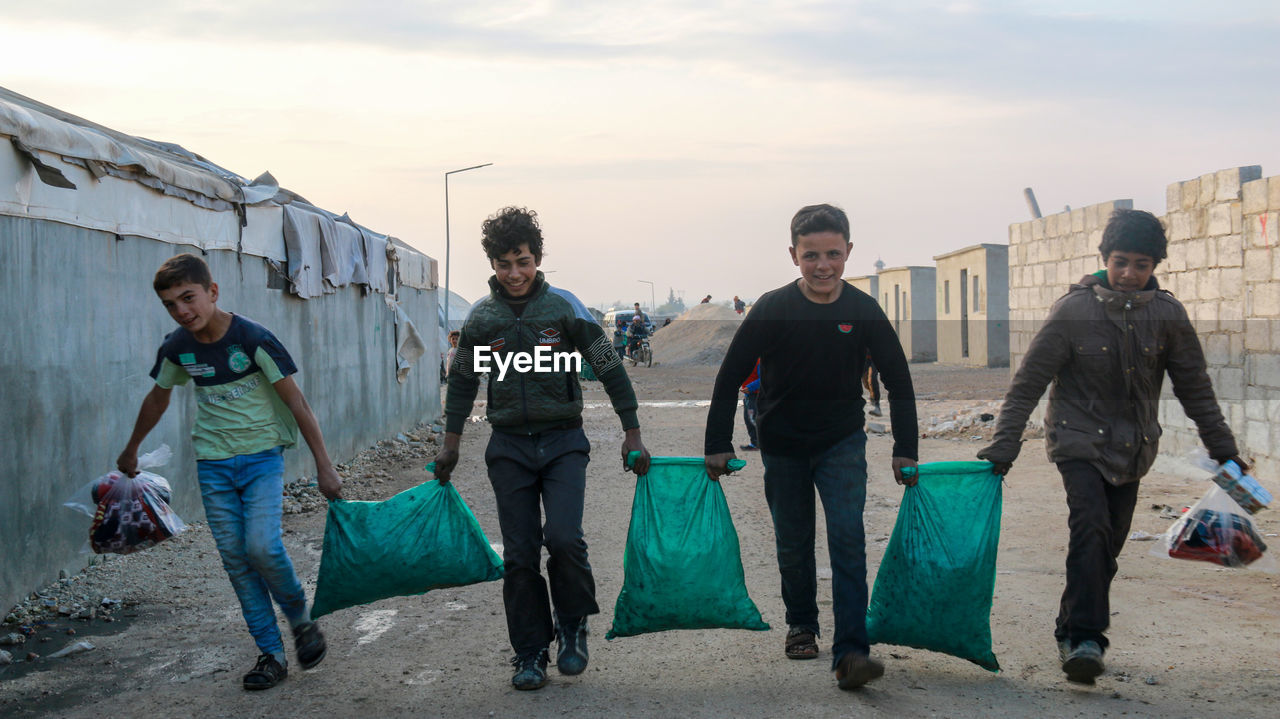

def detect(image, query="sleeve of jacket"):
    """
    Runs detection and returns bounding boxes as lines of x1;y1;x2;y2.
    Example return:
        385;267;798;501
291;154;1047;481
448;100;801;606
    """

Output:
1162;297;1238;459
705;311;767;455
566;309;639;430
978;300;1073;464
443;322;483;435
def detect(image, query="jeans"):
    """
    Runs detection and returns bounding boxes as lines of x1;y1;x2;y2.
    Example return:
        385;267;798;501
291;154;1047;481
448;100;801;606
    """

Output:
1054;460;1140;650
761;431;869;668
485;427;599;654
197;446;307;657
742;392;759;447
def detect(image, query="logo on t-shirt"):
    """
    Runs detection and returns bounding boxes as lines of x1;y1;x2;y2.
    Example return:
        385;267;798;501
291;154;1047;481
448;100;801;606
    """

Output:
537;328;561;346
178;352;216;377
837;323;853;334
227;345;251;374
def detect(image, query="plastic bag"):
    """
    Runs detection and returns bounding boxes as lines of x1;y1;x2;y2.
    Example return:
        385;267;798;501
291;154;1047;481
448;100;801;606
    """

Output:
1152;485;1274;571
606;454;769;640
1185;449;1272;514
867;461;1002;672
63;445;185;555
311;469;504;618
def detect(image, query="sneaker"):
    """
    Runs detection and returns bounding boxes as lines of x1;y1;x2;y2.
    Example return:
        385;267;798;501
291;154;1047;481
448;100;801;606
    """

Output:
739;444;759;452
511;648;550;690
555;616;589;676
869;405;883;417
292;621;327;670
834;652;884;690
243;654;288;690
1062;640;1105;684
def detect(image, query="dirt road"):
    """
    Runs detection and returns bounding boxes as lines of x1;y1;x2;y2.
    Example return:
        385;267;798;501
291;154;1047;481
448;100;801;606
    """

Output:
3;363;1278;718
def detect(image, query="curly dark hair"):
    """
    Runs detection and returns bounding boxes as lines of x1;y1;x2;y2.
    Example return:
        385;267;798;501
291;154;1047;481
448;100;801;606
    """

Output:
1099;209;1167;264
481;206;544;261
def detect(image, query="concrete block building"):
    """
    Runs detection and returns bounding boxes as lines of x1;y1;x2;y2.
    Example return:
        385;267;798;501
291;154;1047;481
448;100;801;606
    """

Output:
933;243;1009;367
875;266;937;362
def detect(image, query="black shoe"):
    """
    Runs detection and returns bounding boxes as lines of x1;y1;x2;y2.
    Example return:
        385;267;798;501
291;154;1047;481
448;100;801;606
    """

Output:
243;654;288;690
1062;640;1105;684
555;616;589;675
292;621;327;670
835;651;884;690
511;648;549;690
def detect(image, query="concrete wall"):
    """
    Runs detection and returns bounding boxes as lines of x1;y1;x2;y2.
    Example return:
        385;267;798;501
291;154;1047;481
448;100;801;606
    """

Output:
1;217;442;613
1008;164;1280;478
934;244;1009;367
877;266;937;362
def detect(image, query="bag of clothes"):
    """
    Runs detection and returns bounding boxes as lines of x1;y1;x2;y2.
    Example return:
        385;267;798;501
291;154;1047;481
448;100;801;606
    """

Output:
65;445;185;555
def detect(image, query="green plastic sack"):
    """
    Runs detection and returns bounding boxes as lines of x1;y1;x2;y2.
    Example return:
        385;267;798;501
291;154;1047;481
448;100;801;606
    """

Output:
606;454;770;639
866;461;1003;672
311;473;503;618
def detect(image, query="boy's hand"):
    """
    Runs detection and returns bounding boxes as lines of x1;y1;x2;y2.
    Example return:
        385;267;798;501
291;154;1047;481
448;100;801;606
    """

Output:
989;461;1013;477
116;449;139;478
432;432;462;483
892;457;918;486
621;428;650;476
705;452;737;481
317;464;343;500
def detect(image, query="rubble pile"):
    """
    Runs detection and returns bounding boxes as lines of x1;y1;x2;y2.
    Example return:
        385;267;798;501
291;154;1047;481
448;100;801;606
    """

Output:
649;303;743;366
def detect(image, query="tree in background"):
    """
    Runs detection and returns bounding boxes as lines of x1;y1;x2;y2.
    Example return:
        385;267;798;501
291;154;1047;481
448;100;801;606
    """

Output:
656;287;685;316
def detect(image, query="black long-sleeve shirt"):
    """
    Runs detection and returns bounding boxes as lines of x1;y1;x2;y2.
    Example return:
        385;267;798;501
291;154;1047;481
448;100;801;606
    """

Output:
704;281;917;459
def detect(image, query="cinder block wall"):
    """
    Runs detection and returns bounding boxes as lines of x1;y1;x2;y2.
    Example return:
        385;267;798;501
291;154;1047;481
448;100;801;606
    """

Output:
1008;165;1280;478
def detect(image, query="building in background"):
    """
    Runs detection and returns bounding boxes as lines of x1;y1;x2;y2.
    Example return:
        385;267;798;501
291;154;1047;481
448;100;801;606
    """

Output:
933;243;1009;367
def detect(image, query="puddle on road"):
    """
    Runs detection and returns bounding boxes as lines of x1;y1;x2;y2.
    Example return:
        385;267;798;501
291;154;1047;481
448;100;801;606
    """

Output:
353;609;398;646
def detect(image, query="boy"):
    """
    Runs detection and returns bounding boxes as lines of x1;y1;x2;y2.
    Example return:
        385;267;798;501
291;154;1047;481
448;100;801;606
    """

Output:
117;253;341;691
704;203;919;691
432;206;650;691
978;209;1245;684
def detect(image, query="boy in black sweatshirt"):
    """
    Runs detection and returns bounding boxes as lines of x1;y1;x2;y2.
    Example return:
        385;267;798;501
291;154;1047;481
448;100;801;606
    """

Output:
704;203;919;691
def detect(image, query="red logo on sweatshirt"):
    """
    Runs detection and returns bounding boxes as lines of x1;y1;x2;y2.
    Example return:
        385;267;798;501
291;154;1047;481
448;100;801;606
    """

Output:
837;323;853;334
538;328;562;346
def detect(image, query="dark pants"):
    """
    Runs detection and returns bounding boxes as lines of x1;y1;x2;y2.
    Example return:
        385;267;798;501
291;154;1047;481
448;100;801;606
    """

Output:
1054;460;1141;650
761;431;869;669
485;427;599;654
741;392;759;447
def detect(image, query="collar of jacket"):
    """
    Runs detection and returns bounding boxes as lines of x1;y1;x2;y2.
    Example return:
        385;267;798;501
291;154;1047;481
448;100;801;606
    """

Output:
1075;272;1158;311
488;270;548;303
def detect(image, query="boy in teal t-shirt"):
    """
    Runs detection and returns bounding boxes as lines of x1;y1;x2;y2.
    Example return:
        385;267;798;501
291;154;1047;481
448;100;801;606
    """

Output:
117;253;342;690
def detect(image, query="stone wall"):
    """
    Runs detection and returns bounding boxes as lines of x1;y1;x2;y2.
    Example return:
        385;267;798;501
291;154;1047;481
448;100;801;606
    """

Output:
1008;165;1280;477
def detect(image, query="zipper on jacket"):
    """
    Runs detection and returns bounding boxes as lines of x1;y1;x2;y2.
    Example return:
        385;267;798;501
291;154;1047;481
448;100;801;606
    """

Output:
516;316;531;434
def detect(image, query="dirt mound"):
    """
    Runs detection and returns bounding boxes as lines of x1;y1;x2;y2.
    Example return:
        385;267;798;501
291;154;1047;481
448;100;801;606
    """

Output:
650;303;743;365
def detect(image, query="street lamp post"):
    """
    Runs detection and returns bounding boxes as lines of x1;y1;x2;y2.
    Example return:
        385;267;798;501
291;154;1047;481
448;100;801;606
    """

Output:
444;162;493;337
638;279;655;316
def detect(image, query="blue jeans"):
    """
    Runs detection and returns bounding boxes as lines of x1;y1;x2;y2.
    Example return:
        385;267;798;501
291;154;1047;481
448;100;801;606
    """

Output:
197;446;307;657
760;431;869;668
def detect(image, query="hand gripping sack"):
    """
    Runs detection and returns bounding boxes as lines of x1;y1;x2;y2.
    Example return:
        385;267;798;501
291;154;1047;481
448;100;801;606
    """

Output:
311;473;503;618
606;455;769;639
867;461;1002;672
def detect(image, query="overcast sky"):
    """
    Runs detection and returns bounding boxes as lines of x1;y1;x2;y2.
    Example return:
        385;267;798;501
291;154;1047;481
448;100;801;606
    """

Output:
4;1;1279;308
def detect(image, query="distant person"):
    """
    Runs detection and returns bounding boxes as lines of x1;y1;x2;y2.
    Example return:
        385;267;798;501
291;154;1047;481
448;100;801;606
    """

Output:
734;296;746;314
862;351;881;416
978;208;1246;685
432;206;650;691
632;302;649;322
700;294;712;304
704;203;918;691
612;315;628;360
443;330;461;383
662;317;672;328
626;313;649;360
739;359;761;451
117;253;338;691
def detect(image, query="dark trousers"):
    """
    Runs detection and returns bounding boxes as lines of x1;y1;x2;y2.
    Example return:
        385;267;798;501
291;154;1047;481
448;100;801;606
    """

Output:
1054;460;1141;650
761;431;870;668
485;427;599;654
741;392;759;447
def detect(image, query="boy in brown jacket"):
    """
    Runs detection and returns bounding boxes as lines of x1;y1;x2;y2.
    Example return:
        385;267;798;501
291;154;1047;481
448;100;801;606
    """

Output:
978;209;1245;684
